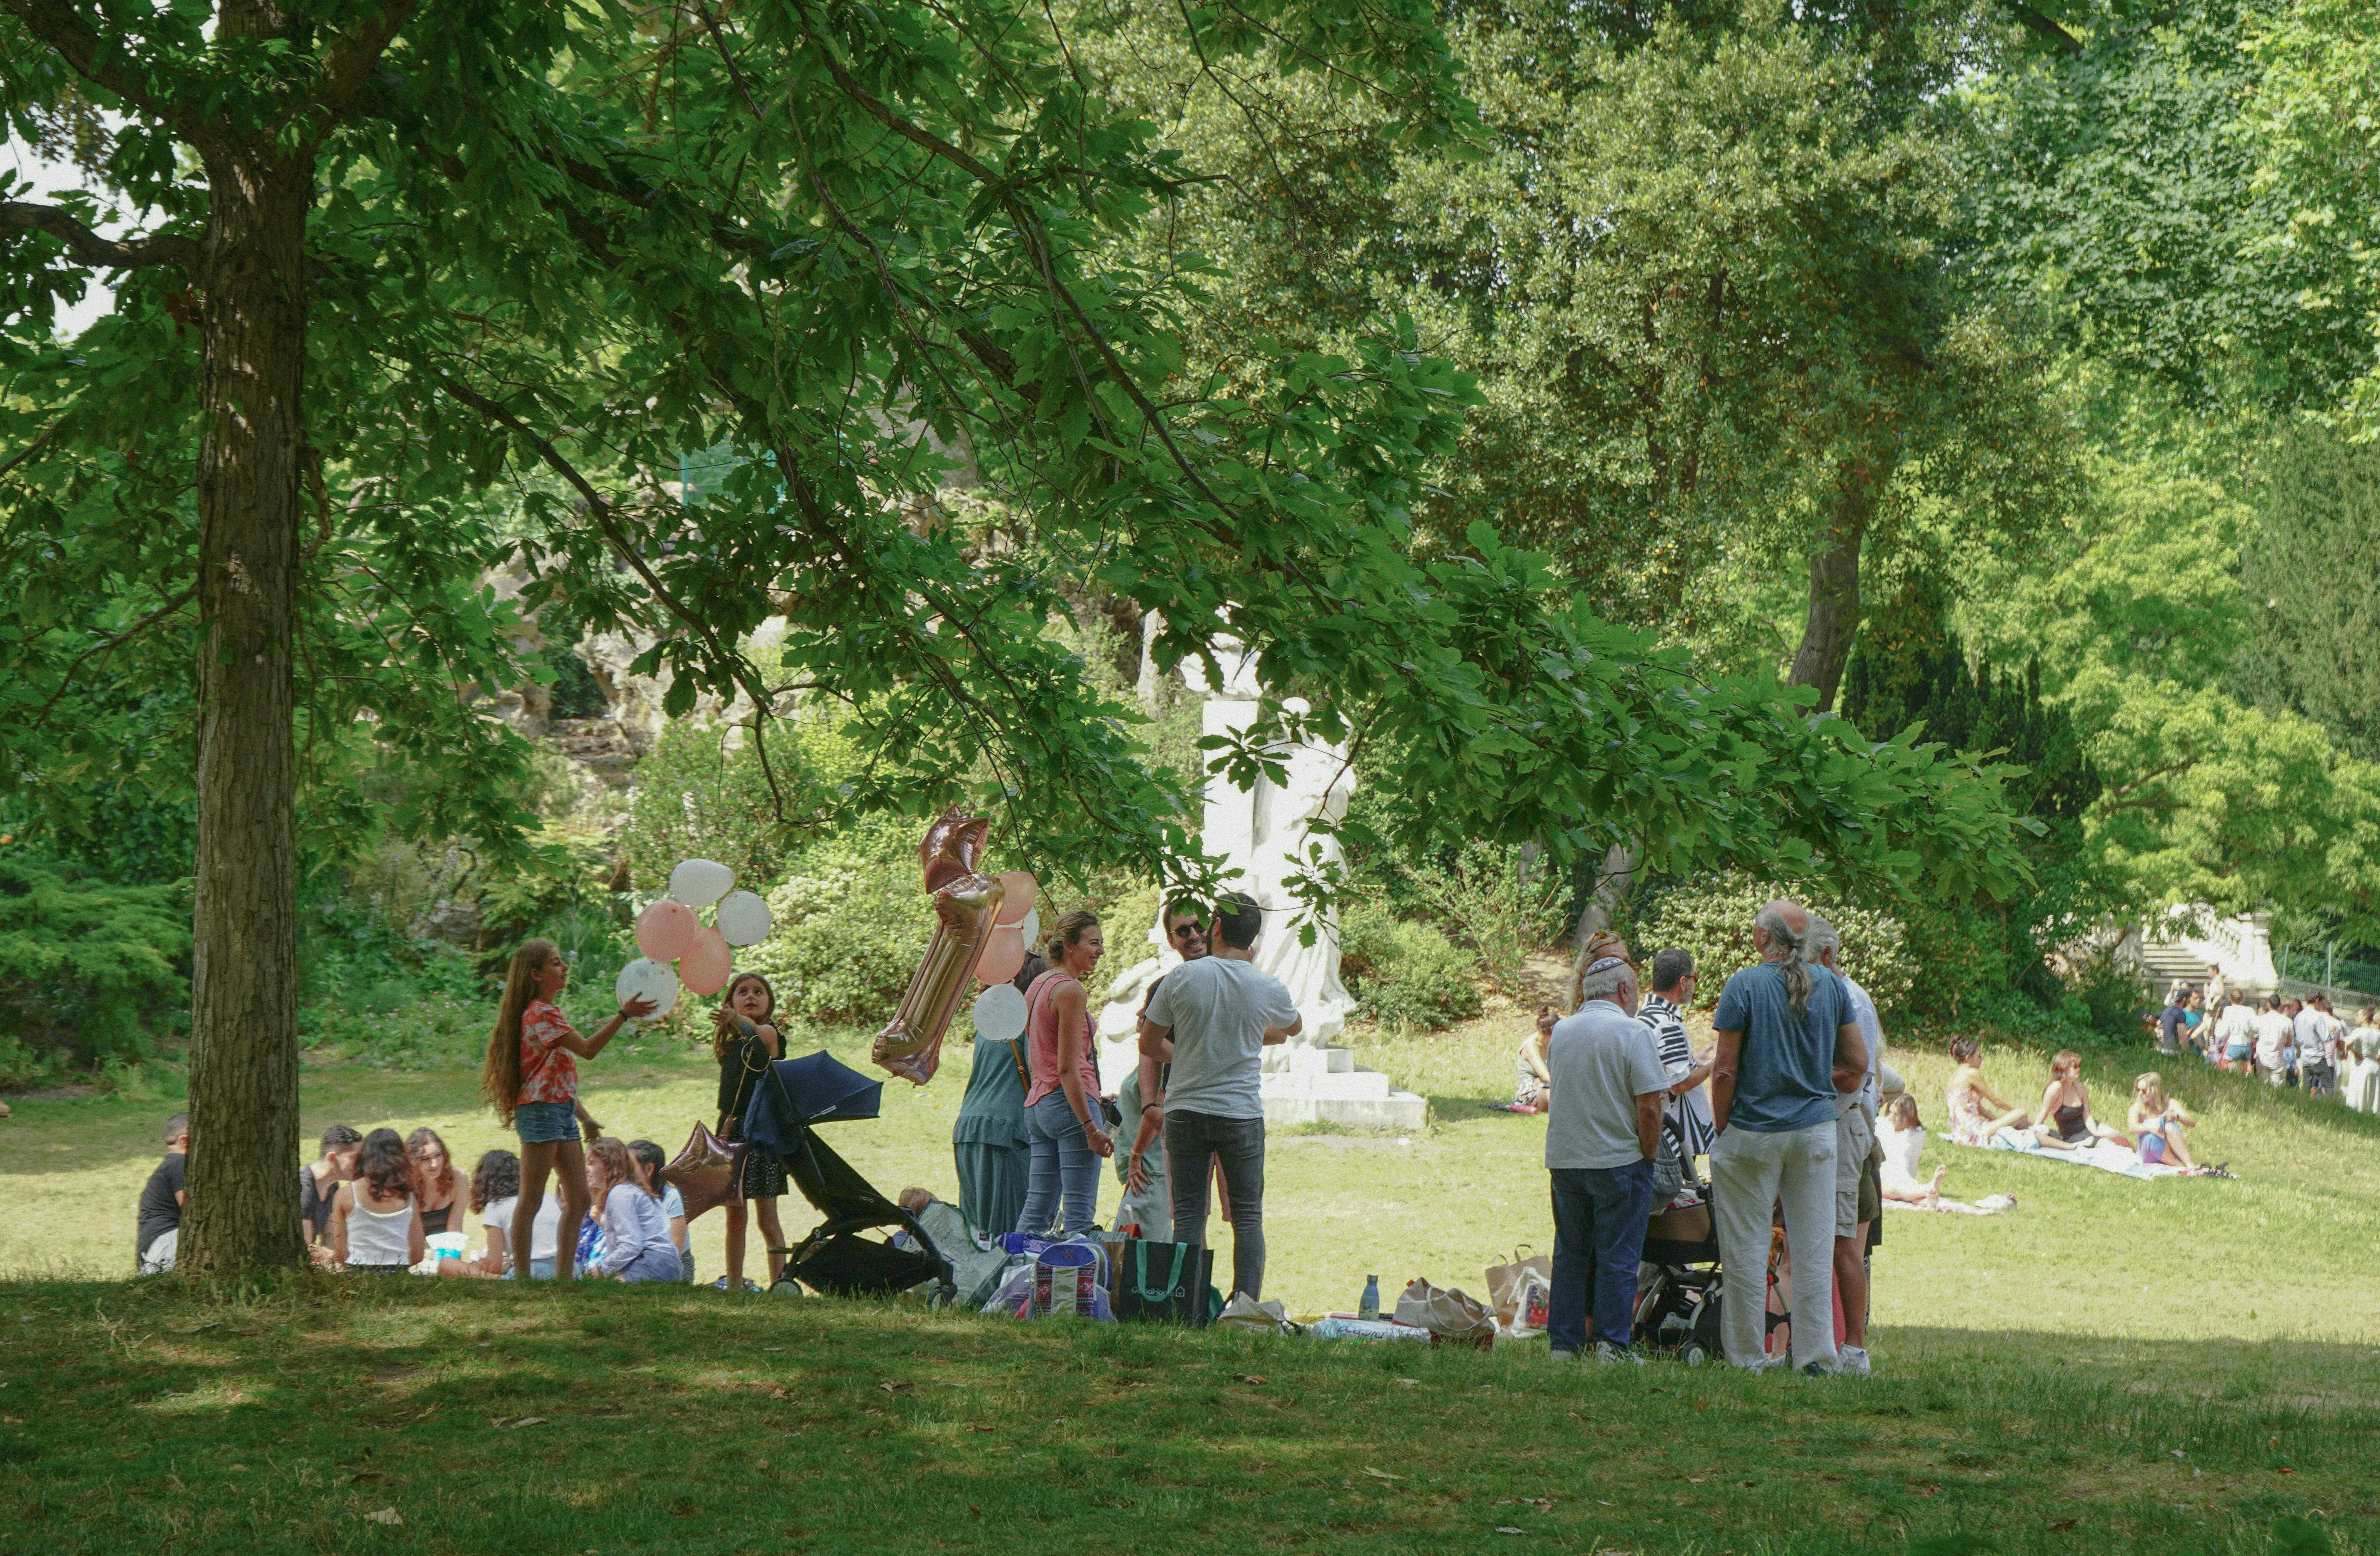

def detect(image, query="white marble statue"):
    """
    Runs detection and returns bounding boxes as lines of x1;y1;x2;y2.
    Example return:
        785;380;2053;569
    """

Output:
1096;641;1358;1063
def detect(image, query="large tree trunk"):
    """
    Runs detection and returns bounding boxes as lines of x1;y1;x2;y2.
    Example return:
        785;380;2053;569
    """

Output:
1787;458;1882;713
180;144;311;1276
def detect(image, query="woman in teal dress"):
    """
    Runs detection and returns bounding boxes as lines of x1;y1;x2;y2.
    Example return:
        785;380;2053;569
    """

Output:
952;1026;1032;1240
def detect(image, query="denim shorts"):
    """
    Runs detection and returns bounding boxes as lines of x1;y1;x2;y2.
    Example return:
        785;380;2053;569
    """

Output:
514;1100;577;1144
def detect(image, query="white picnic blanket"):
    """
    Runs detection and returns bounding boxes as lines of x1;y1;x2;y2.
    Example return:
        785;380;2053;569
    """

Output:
1964;1129;2183;1180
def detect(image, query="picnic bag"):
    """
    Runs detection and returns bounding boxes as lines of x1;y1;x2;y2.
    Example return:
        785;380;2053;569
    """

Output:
1115;1238;1214;1327
1485;1246;1552;1327
1394;1277;1497;1344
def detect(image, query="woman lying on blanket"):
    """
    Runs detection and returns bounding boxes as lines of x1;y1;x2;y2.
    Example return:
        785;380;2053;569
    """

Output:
1946;1036;2033;1147
1879;1095;2011;1214
2033;1049;2136;1153
2127;1073;2204;1172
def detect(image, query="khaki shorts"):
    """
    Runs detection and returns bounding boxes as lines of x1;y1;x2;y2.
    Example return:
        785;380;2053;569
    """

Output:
1835;1105;1876;1238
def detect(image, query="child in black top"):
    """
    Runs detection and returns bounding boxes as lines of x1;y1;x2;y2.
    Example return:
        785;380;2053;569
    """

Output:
712;973;786;1291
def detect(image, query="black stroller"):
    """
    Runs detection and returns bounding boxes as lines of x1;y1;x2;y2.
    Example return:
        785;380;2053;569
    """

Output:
1630;1117;1789;1365
735;1051;956;1301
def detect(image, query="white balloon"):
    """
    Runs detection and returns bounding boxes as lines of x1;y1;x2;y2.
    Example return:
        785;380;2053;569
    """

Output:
1017;907;1039;948
972;983;1028;1043
668;857;736;909
714;889;774;947
614;958;680;1021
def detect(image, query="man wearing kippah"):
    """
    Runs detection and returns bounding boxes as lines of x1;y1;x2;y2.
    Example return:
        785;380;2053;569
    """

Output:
1542;934;1670;1364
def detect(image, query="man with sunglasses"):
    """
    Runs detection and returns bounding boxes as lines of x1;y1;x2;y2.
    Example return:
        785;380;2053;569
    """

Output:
1115;905;1210;1239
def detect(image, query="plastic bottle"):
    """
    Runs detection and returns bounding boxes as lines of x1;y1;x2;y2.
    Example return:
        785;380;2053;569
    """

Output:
1359;1274;1380;1320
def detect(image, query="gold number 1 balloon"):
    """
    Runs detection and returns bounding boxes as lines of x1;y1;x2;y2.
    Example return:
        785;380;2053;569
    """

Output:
872;807;1007;1085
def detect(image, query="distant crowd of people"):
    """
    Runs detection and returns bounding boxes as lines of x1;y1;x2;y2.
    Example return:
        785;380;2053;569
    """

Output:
2157;977;2380;1110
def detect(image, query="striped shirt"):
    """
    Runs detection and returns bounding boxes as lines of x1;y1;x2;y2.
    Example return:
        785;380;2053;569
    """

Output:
1637;995;1715;1157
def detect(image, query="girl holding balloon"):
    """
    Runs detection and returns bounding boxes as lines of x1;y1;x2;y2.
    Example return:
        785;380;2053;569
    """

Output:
712;972;788;1291
479;939;657;1281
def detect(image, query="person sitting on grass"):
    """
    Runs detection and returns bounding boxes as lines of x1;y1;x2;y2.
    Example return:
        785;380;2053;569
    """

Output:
1877;1096;2013;1214
2127;1074;2209;1173
406;1126;466;1236
2033;1050;2135;1153
439;1150;523;1278
1512;1006;1555;1114
586;1137;684;1283
628;1138;692;1283
332;1128;426;1275
135;1112;189;1275
300;1125;362;1254
1945;1037;2031;1147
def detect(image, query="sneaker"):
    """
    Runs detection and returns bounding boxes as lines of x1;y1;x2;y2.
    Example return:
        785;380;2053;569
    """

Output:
1800;1359;1832;1378
710;1276;762;1293
1548;1348;1580;1364
1594;1341;1645;1366
1835;1345;1871;1378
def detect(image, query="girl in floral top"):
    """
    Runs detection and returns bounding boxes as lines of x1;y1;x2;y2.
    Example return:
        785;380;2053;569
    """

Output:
479;938;656;1281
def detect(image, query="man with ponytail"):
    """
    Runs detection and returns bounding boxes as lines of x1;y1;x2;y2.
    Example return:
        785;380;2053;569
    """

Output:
1708;900;1867;1375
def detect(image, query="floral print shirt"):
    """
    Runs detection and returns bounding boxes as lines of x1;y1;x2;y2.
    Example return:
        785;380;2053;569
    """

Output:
518;998;581;1107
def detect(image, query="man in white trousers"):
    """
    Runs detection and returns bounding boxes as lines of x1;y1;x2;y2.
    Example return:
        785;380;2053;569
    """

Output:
1708;900;1868;1375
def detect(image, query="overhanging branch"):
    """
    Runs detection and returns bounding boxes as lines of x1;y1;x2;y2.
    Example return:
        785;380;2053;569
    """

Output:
0;202;199;270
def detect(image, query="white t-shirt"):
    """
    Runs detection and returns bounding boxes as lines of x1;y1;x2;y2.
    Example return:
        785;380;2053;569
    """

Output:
2256;1011;2294;1070
480;1194;564;1262
1543;999;1669;1171
1837;974;1883;1121
2215;1003;2257;1049
1144;954;1301;1121
2294;1008;2325;1060
1878;1122;1926;1193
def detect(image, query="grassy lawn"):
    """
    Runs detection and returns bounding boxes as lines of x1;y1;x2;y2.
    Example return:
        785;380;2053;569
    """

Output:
2;1005;2378;1552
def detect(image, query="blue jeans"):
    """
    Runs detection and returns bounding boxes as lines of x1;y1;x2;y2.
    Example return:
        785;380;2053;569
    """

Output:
1017;1091;1101;1238
612;1245;684;1284
1165;1109;1268;1301
1548;1160;1655;1353
513;1100;577;1144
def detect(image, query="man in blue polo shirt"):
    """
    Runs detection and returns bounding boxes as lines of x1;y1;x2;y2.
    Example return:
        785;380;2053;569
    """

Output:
1708;900;1868;1375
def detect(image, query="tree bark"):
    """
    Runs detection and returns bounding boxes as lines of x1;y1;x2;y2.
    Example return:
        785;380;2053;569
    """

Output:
1787;459;1881;713
179;141;312;1276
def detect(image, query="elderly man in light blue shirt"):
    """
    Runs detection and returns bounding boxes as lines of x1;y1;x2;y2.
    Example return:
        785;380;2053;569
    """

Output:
1543;939;1670;1364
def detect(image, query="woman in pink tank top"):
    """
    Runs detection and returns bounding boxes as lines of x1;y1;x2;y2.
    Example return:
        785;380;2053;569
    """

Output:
1015;909;1113;1236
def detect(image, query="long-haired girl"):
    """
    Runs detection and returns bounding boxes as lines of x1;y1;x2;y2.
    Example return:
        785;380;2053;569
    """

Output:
405;1126;464;1236
586;1137;683;1283
628;1137;692;1283
479;938;656;1281
711;971;785;1291
332;1127;426;1274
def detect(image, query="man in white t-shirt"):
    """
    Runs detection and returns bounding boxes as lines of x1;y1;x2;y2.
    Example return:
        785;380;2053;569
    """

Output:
1542;943;1668;1363
1139;891;1301;1301
2255;1000;2295;1086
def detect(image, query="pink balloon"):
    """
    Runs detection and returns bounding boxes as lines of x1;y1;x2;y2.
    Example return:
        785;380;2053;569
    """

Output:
994;871;1037;928
975;924;1027;986
635;899;700;961
679;927;734;997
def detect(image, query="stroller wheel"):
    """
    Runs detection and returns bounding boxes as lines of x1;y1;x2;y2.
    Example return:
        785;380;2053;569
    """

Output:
1678;1343;1709;1368
768;1277;805;1296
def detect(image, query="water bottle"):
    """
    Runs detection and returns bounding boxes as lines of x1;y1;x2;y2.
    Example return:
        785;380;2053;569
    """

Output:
1359;1274;1380;1320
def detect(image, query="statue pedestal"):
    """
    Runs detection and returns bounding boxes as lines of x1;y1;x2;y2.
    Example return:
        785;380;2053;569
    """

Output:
1095;1039;1428;1132
1258;1046;1428;1132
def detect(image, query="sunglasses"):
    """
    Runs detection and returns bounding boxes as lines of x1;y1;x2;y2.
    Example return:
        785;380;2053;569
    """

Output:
1169;923;1203;939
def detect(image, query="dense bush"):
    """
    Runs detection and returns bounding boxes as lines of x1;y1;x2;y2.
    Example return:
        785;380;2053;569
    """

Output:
737;818;935;1025
1626;872;1916;1016
1391;842;1565;998
0;853;191;1086
1339;905;1482;1030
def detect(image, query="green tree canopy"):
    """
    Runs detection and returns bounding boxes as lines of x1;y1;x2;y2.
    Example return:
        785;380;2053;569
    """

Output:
0;0;2036;1272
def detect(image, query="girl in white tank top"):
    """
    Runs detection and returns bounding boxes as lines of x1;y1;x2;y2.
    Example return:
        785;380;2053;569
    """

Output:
336;1129;425;1272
